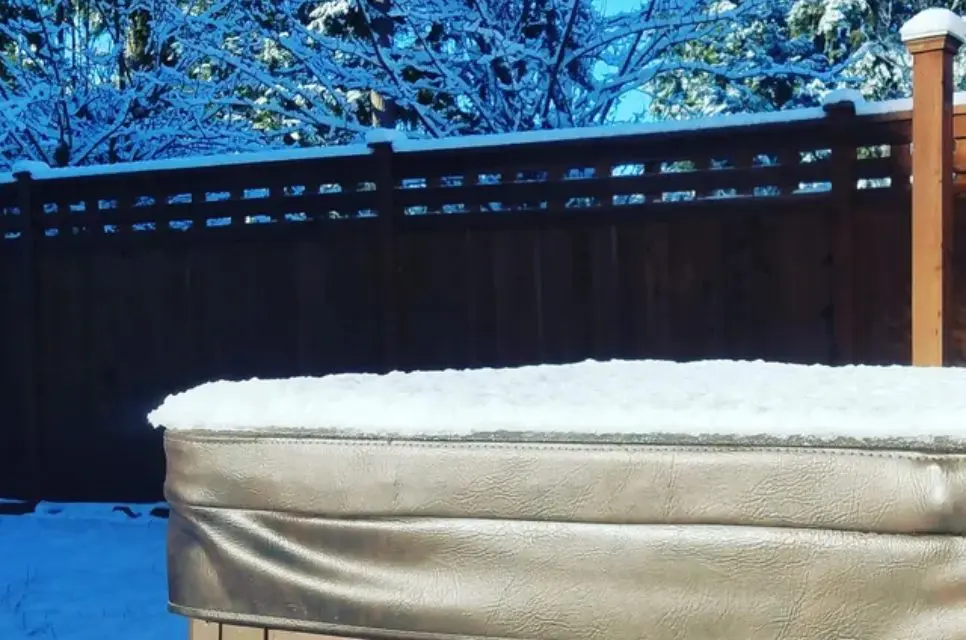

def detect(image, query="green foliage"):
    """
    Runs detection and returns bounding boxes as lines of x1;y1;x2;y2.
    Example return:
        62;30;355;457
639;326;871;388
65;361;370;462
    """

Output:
648;0;966;120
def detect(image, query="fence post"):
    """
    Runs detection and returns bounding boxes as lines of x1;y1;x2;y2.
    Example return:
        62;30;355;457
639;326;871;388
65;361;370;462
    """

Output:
823;91;860;364
13;168;40;499
902;8;965;366
367;129;404;372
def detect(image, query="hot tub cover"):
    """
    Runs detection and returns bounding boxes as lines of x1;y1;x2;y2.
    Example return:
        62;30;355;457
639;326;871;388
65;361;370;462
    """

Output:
155;360;966;640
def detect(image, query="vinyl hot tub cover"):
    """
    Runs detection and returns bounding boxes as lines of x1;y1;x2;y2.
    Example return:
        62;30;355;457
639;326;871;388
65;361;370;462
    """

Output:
150;359;966;640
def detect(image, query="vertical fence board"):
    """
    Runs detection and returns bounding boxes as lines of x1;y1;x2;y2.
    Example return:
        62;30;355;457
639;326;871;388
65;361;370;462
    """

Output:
491;228;543;367
36;249;84;495
293;238;332;376
854;199;912;364
537;226;585;364
667;214;725;361
464;230;499;367
305;228;384;373
396;229;473;371
776;211;835;364
589;225;621;361
953;200;966;364
0;243;26;494
617;221;671;360
719;212;772;360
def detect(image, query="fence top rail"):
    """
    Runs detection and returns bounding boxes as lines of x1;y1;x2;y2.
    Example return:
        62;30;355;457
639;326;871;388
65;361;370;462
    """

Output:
390;96;916;157
0;143;374;186
0;91;932;190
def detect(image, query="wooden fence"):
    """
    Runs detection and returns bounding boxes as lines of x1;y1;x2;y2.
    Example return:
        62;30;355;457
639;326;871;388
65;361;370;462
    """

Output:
0;26;963;502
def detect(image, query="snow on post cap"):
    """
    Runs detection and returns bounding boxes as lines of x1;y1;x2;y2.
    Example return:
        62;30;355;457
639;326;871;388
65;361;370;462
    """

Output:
900;8;966;44
821;88;865;111
11;159;51;178
365;128;407;147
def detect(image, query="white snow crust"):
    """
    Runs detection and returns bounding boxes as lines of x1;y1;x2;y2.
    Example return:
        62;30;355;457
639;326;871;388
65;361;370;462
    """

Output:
10;90;965;186
900;8;966;44
821;88;865;109
365;128;408;146
149;359;966;442
11;160;52;177
0;144;370;182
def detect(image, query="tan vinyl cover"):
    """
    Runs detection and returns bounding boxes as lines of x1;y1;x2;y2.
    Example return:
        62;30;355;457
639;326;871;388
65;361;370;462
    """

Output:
164;431;966;640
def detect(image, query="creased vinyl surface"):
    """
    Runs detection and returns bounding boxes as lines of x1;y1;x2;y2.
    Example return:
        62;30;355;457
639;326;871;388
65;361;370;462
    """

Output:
164;431;966;640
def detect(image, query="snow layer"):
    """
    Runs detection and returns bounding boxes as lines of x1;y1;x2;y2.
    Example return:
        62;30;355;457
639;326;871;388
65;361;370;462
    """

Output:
387;93;966;154
900;8;966;44
11;160;51;177
0;144;371;182
365;128;408;146
822;88;865;109
149;359;966;446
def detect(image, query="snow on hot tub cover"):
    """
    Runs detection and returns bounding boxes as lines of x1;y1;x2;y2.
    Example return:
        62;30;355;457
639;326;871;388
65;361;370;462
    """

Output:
151;358;966;448
154;359;966;640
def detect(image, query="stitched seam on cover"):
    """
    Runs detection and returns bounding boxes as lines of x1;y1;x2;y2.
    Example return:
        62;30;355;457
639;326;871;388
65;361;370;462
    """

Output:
164;434;966;461
164;491;960;528
166;504;966;538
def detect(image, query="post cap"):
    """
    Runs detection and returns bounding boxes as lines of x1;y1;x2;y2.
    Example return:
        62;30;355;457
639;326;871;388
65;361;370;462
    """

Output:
822;88;865;112
11;159;51;179
365;128;407;148
900;8;966;45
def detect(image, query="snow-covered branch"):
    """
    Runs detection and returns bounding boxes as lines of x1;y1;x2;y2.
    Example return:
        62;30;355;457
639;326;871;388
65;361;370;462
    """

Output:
0;0;935;170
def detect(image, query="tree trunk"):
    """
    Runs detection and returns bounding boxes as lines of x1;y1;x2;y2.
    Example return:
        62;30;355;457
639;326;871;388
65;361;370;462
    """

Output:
368;0;397;128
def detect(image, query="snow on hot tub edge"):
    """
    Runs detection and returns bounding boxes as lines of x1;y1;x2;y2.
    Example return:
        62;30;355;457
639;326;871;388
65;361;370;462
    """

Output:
147;359;966;445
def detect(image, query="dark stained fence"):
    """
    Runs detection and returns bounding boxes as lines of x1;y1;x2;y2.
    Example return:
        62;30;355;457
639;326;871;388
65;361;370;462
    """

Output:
0;104;925;502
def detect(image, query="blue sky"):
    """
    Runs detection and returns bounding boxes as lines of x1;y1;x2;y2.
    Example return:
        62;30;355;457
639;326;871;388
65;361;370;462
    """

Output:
594;0;650;122
597;0;639;12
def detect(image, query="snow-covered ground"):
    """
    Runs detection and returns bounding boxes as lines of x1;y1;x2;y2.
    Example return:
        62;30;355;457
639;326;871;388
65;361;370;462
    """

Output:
0;501;184;640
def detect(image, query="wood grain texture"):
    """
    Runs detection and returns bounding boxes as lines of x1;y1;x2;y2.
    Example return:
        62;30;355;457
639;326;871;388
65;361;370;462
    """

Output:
268;631;348;640
188;619;220;640
220;623;267;639
187;620;353;640
907;34;960;365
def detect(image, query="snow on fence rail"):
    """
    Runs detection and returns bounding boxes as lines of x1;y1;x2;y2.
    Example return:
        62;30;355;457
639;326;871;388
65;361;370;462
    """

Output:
0;93;921;242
